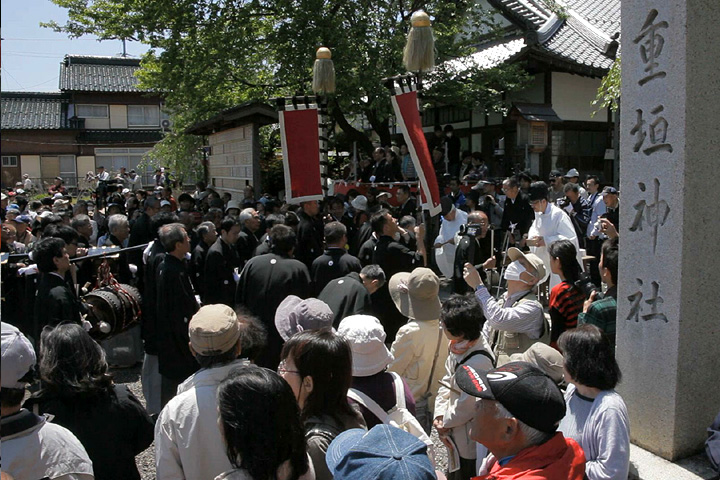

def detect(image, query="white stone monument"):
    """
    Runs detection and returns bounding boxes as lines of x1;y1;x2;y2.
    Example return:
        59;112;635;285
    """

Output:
618;0;720;461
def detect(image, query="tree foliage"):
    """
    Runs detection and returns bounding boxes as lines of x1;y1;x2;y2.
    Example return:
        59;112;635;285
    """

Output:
592;55;621;116
45;0;531;177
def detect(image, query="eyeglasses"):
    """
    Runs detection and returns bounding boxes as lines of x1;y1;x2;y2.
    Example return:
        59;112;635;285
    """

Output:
277;362;301;376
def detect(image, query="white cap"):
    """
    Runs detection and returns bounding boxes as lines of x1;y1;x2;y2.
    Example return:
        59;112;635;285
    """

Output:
564;168;580;178
1;322;36;389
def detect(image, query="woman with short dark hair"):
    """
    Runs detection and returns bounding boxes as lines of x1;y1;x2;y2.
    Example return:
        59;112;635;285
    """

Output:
434;294;494;480
548;239;585;348
24;324;154;480
558;324;629;480
278;329;365;480
215;365;313;480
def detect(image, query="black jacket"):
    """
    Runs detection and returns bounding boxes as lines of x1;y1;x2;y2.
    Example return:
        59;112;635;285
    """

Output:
295;211;324;270
156;254;199;381
318;272;373;328
311;248;362;296
397;198;418;219
34;272;82;330
371;235;422;343
204;238;240;307
24;384;154;480
453;233;501;294
236;253;311;369
501;192;535;237
142;240;166;354
236;227;260;267
190;240;211;302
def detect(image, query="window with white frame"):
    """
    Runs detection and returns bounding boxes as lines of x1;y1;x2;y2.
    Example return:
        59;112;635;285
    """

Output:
76;104;109;118
59;155;77;187
2;156;18;167
95;148;153;184
127;105;160;127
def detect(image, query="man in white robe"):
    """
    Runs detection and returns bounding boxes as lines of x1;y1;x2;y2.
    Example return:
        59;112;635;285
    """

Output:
434;196;468;278
526;181;583;289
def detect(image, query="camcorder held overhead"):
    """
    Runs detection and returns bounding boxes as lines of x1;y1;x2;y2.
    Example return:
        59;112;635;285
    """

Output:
458;222;486;238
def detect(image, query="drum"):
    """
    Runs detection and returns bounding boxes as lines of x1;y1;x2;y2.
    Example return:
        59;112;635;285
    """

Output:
84;284;142;341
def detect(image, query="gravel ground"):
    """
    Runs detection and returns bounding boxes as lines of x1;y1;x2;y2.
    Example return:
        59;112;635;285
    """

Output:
110;365;156;480
113;363;450;480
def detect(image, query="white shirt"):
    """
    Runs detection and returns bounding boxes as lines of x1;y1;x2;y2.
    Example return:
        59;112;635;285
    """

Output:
2;411;95;480
528;202;581;288
434;208;468;278
155;359;250;480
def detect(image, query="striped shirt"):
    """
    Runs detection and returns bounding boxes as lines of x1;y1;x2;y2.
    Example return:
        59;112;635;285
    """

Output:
549;281;585;346
475;285;545;346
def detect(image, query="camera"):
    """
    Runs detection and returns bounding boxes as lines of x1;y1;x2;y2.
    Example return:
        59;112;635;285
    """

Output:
556;196;571;209
459;223;485;238
574;272;604;300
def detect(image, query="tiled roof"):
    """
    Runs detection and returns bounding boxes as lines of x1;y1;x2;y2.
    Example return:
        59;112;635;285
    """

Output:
59;55;147;92
483;0;619;76
493;0;552;29
435;37;526;81
1;92;71;130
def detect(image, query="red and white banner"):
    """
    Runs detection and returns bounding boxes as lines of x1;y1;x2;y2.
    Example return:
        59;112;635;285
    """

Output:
390;85;442;216
279;103;324;204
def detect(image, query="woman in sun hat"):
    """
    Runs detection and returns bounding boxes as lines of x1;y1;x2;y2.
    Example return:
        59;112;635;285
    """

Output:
338;314;415;429
387;267;449;434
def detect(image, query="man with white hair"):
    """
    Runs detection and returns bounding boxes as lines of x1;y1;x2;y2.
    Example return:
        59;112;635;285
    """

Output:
434;196;468;279
236;207;261;266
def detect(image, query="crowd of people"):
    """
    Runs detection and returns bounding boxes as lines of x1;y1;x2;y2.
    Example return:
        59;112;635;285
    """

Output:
1;157;637;480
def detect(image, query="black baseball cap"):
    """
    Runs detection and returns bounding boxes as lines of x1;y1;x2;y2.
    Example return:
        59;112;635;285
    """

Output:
601;186;619;196
528;181;549;202
456;361;566;433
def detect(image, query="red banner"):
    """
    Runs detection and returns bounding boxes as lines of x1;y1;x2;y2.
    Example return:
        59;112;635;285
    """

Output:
279;106;324;204
391;90;441;216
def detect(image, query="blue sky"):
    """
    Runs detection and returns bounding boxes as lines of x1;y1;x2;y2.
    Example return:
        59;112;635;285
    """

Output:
1;0;150;92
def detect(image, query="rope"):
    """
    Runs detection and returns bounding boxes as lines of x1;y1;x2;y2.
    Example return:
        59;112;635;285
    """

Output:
96;258;142;331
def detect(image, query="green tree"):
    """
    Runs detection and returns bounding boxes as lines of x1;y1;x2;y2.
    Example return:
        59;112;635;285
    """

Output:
592;55;621;116
45;0;530;176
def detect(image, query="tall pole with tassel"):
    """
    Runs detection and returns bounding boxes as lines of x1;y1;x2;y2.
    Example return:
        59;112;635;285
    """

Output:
402;10;437;264
312;46;336;198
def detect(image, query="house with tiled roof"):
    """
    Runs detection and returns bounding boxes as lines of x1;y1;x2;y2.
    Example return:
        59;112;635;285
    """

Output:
1;55;164;190
423;0;620;182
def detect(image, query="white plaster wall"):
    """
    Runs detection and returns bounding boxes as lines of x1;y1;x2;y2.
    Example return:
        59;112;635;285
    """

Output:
551;72;605;122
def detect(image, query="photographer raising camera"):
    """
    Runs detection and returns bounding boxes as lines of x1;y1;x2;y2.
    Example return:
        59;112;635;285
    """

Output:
452;211;500;294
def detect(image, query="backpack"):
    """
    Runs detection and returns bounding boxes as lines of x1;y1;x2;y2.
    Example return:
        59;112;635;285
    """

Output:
454;349;496;372
347;372;435;462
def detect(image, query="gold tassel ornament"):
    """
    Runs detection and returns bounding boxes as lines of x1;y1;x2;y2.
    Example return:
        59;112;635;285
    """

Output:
403;10;435;72
312;47;336;94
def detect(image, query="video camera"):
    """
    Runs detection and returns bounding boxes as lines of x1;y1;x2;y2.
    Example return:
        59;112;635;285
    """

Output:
574;272;604;300
458;223;486;238
556;196;571;209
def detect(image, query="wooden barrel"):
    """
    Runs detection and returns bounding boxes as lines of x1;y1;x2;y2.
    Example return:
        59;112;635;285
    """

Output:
84;284;142;340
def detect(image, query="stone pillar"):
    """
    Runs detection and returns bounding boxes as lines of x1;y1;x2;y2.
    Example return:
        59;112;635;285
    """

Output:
618;0;720;460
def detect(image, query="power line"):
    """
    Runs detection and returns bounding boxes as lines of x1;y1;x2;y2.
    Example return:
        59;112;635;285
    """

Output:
1;65;25;89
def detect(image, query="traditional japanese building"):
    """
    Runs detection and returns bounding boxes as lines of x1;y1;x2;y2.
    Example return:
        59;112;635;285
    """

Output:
1;55;165;190
421;0;620;182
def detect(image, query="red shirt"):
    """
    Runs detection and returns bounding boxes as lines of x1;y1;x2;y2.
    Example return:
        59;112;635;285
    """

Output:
548;281;584;348
475;432;586;480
